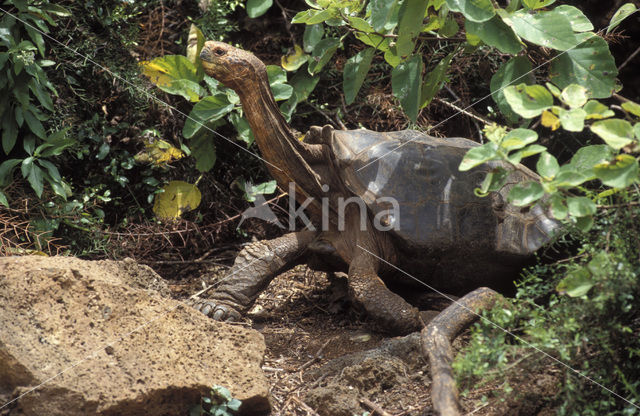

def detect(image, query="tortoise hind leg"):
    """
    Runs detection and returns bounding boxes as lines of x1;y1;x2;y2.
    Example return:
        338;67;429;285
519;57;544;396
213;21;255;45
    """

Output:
422;287;500;416
348;251;422;334
191;230;316;321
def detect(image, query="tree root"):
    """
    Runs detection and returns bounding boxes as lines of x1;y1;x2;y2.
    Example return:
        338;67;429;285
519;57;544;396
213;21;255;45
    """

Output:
421;287;501;416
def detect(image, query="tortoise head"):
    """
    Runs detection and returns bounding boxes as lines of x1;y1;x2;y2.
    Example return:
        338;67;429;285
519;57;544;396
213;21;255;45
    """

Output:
200;41;266;91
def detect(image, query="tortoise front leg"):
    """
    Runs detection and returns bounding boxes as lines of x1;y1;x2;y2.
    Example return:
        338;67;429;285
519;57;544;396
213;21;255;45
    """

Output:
192;230;316;321
348;251;421;334
421;287;500;416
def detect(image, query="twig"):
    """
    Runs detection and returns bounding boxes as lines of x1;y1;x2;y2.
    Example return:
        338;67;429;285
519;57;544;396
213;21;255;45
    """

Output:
299;338;333;371
617;45;640;72
290;396;321;416
434;98;493;126
360;398;394;416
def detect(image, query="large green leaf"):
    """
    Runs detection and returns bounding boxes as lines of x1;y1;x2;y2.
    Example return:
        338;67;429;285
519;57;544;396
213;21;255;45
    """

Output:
465;16;522;54
420;51;454;108
507;181;544;206
396;0;428;58
190;133;217;172
183;94;234;139
459;142;499;171
266;65;293;101
590;119;635;150
490;56;533;123
501;9;581;51
303;24;324;53
446;0;495;23
369;0;400;32
536;151;559;180
503;83;553;119
567;196;596;217
549;36;618;99
594;154;639;188
141;55;204;101
553;5;593;32
308;38;340;75
391;54;423;122
561;144;613;179
23;108;45;139
556;267;594;297
500;128;538;151
343;48;375;105
246;0;273;18
558;107;586;132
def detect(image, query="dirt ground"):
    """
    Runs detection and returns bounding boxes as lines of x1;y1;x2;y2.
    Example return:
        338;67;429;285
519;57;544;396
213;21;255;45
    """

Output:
166;260;562;416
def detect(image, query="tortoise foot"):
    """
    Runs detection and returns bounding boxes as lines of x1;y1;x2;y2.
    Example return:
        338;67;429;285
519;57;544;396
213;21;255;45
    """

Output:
189;298;242;322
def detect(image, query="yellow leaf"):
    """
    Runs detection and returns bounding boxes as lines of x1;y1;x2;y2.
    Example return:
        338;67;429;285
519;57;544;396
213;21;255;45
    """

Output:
541;109;560;131
186;24;205;64
134;139;184;165
281;44;308;71
153;181;202;220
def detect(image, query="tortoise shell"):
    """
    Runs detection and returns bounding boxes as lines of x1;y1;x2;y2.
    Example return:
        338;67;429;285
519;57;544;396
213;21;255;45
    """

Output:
329;129;559;256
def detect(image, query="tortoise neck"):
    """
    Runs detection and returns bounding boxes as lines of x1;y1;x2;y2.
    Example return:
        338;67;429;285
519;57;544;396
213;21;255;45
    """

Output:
234;70;324;204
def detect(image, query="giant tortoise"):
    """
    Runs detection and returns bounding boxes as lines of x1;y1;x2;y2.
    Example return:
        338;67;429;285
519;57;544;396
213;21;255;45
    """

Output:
192;41;559;335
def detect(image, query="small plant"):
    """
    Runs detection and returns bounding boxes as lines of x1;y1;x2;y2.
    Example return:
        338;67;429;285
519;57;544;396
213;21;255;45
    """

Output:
0;0;73;206
191;385;242;416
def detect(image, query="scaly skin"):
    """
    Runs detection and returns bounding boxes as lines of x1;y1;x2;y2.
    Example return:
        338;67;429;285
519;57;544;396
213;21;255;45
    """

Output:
191;231;316;320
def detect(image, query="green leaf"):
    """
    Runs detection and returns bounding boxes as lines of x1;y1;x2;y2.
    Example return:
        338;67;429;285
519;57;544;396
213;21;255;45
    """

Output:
490;56;533;123
348;17;374;33
562;144;613;178
420;51;454;108
574;215;594;232
508;181;544;206
308;38;340;75
29;78;54;111
370;0;400;32
459;142;499;171
590;119;634;150
549;193;567;220
567;196;596;217
22;158;44;197
508;144;547;165
391;54;423;122
0;190;7;208
141;55;204;101
396;0;429;57
465;16;522;55
560;84;589;108
23;108;46;139
281;44;308;72
475;167;509;196
0;159;22;186
228;112;254;145
522;0;555;9
303;24;324;53
556;267;594;297
267;65;293;101
558;107;586;132
446;0;495;23
343;48;375;105
2;112;18;154
594;154;639;188
183;94;234;139
537;152;559;179
621;101;640;118
246;0;273;18
553;5;593;32
500;128;538;151
552;170;589;187
502;9;581;51
636;123;640;140
583;100;614;120
153;180;202;220
503;83;553;119
190;133;217;172
607;3;637;34
549;36;618;99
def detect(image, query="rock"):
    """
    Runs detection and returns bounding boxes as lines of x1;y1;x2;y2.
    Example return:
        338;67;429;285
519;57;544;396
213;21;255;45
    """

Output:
0;256;269;416
304;333;425;416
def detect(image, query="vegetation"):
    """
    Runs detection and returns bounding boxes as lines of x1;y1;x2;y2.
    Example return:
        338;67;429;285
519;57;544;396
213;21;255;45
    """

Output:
1;0;639;413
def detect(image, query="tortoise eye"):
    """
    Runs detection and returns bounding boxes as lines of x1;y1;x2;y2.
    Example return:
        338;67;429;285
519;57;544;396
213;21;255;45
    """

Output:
213;48;226;56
